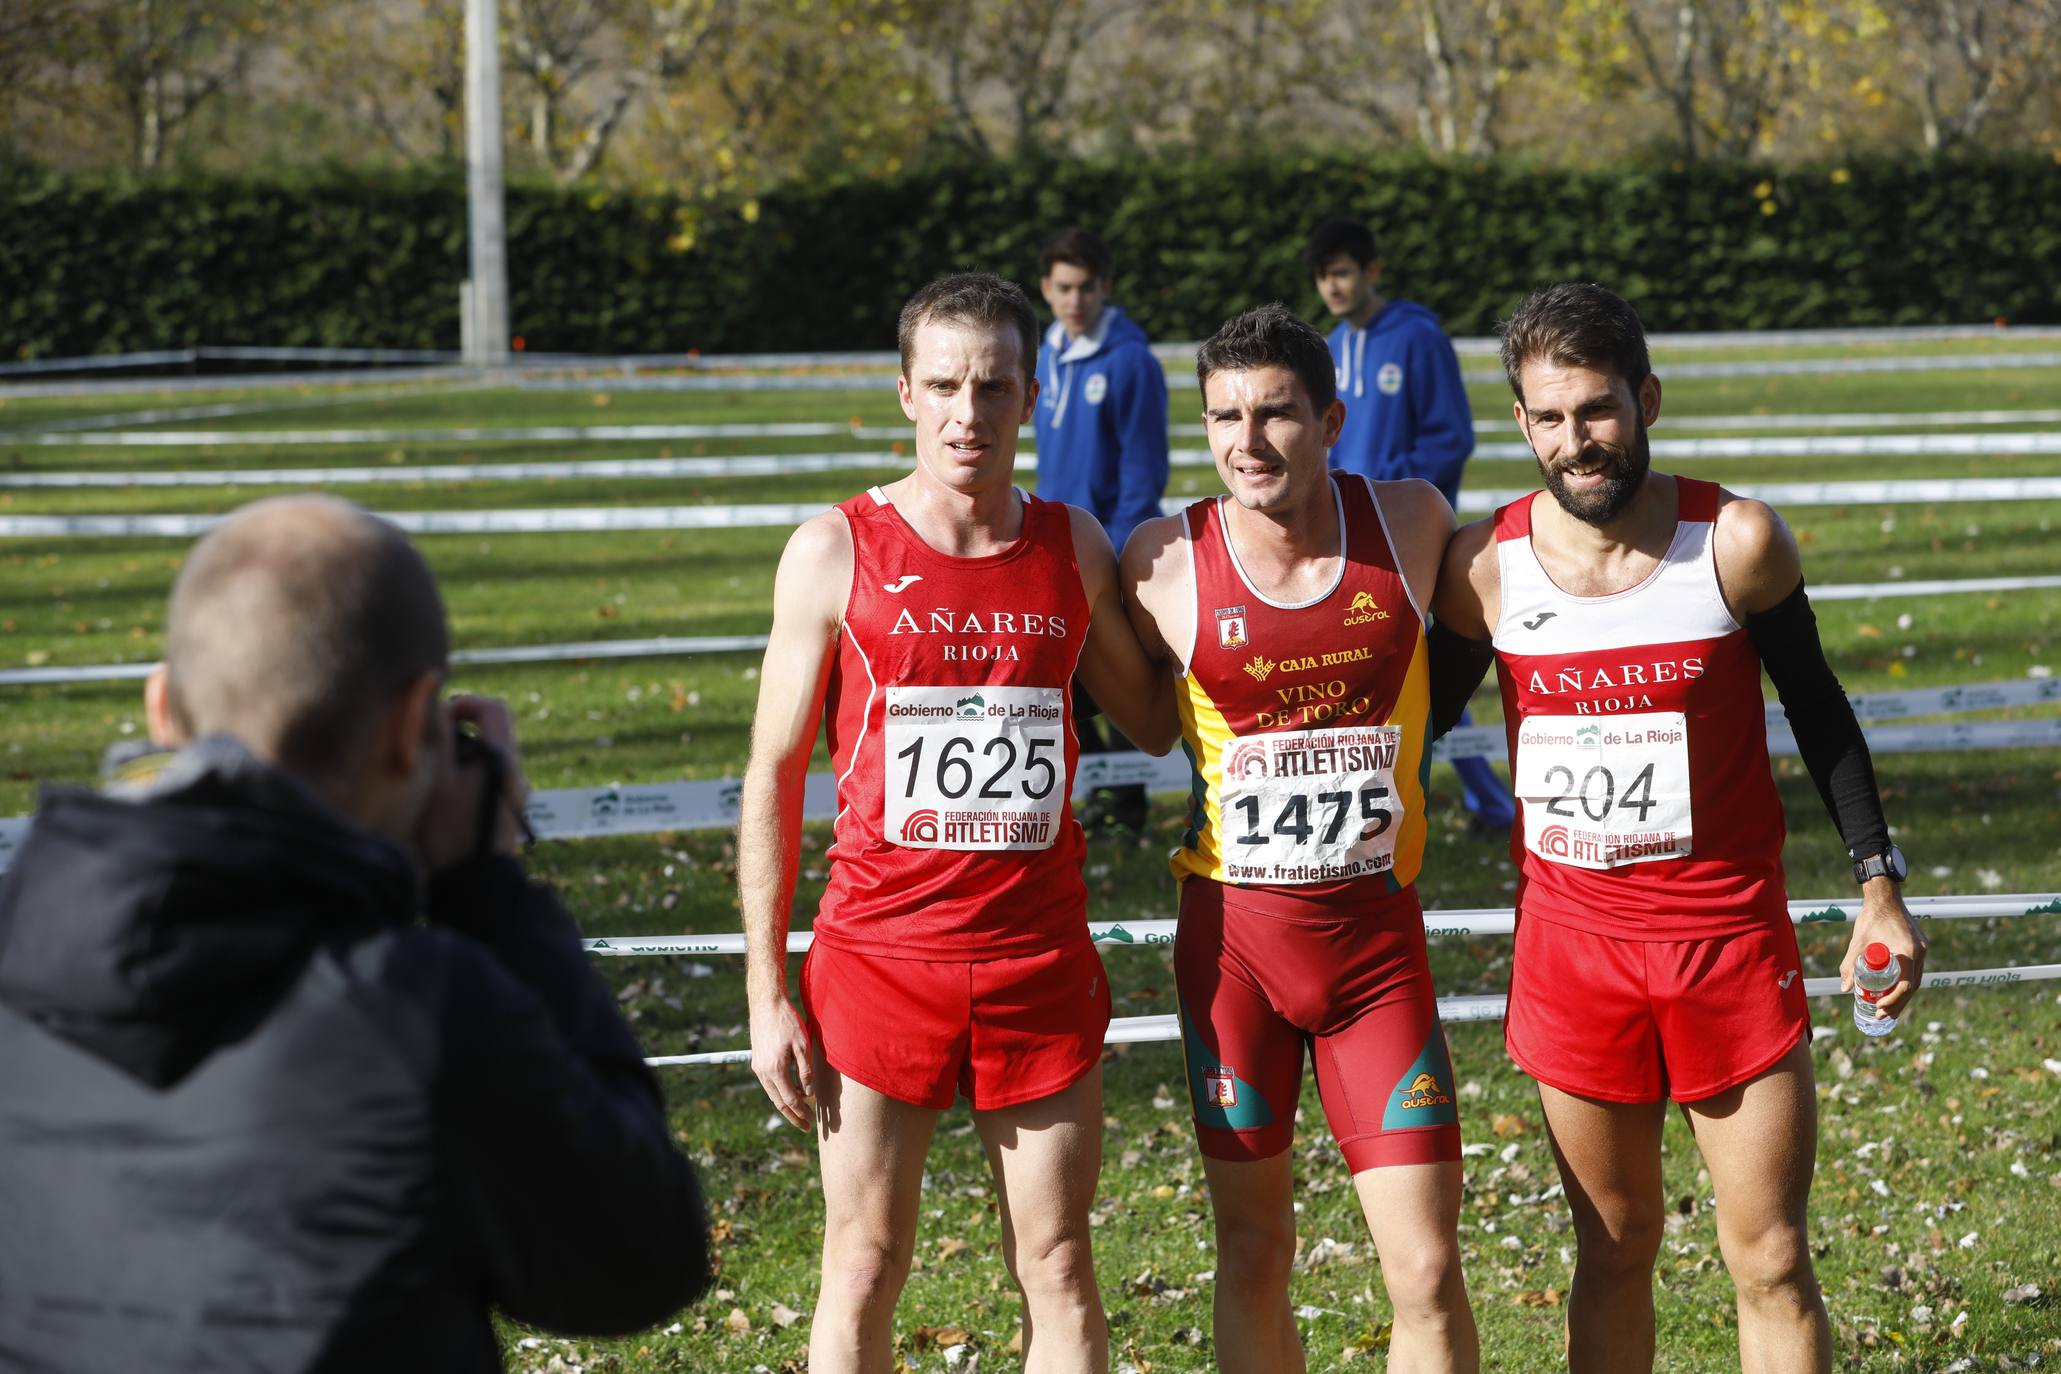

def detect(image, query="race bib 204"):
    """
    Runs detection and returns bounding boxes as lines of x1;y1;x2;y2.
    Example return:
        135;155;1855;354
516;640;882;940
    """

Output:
1218;725;1402;885
884;685;1066;850
1513;712;1693;869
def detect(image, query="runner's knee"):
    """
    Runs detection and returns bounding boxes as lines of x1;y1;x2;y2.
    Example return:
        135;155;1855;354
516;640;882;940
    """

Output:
1007;1229;1098;1303
1212;1208;1298;1294
1379;1235;1466;1319
820;1226;915;1309
1570;1200;1664;1278
1718;1222;1816;1305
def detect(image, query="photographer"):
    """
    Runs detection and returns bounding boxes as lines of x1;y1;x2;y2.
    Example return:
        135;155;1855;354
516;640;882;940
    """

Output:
0;496;710;1371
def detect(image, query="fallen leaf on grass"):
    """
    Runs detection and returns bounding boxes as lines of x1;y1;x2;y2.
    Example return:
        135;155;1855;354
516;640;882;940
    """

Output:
1490;1113;1530;1138
1516;1289;1564;1308
908;1324;971;1348
725;1307;751;1335
936;1236;969;1259
770;1302;803;1328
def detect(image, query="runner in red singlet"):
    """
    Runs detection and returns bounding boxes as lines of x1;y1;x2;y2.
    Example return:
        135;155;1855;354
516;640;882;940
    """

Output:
737;273;1176;1374
1126;305;1478;1373
1430;283;1927;1374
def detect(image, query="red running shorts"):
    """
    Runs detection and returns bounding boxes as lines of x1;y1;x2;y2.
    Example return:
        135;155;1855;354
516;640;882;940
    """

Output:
1504;913;1810;1104
1173;878;1462;1173
801;935;1111;1112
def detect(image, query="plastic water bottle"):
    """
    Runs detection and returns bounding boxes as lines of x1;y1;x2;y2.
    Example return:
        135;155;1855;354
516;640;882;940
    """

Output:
1852;942;1900;1036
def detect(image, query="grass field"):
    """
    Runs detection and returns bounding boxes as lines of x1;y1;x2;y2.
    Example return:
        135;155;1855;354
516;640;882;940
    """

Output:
2;341;2059;1372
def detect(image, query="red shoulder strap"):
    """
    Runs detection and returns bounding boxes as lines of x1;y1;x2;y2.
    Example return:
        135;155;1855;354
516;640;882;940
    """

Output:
1493;491;1537;541
1675;475;1720;523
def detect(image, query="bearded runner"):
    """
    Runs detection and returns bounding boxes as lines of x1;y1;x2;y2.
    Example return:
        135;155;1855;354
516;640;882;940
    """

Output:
1430;281;1927;1374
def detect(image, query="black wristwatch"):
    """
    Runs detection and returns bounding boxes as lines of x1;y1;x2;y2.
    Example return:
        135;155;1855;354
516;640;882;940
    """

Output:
1851;843;1908;885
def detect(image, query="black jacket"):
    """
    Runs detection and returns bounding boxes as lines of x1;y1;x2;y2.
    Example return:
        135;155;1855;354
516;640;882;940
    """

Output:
0;740;710;1372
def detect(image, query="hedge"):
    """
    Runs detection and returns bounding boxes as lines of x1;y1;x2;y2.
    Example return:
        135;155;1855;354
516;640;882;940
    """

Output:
4;153;2058;359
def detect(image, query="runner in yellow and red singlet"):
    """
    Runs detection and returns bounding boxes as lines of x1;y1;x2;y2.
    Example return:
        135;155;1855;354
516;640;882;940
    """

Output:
1126;305;1478;1374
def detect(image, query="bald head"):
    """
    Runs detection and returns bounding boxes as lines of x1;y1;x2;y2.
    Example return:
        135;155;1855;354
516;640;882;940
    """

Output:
163;496;448;782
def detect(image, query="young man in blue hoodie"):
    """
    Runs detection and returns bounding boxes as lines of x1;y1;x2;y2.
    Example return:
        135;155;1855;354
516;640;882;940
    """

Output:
1306;216;1516;834
1036;227;1170;836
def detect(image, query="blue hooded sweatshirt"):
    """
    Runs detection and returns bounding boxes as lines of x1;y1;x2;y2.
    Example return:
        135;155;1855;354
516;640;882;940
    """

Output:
1326;299;1475;506
1033;306;1170;555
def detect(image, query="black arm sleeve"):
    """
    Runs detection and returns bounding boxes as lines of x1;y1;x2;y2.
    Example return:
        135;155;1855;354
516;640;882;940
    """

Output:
430;856;713;1335
1428;619;1497;740
1745;580;1891;859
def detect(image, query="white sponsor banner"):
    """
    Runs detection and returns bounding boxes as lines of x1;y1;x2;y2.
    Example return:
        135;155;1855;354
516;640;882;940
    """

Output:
3;715;2055;864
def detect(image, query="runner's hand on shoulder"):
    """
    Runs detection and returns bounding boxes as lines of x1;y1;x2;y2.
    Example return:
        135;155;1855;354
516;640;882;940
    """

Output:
1840;881;1927;1019
750;993;816;1131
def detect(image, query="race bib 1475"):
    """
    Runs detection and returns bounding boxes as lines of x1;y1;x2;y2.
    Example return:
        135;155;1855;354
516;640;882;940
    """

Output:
884;684;1066;850
1217;724;1402;885
1513;712;1693;869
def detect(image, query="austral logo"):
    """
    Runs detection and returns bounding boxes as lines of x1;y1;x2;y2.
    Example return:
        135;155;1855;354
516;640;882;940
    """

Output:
901;809;942;843
1343;591;1391;626
1243;654;1277;683
1397;1072;1453;1112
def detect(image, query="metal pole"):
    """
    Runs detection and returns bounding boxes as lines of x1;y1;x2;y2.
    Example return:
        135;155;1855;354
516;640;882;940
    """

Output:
463;0;509;366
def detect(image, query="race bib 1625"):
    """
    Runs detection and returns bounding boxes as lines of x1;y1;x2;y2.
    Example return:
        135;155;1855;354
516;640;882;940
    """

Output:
883;684;1067;850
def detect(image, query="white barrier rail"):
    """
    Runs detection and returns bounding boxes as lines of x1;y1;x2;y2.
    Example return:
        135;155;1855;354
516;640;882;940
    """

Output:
26;405;2061;448
0;345;470;377
3;713;2055;866
588;894;2061;958
511;351;2061;395
2;594;2049;689
10;607;2058;689
19;348;2045;404
643;961;2061;1067
9;325;2058;381
7;475;2061;541
16;429;2061;490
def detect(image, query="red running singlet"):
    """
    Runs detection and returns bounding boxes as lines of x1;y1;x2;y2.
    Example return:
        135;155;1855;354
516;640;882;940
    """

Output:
812;486;1092;959
1491;477;1787;940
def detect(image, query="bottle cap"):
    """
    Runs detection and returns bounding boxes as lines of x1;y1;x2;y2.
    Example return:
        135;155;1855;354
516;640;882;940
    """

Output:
1862;942;1894;971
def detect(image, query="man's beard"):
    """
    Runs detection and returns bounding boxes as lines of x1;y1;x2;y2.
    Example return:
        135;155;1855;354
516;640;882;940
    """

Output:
1536;418;1651;525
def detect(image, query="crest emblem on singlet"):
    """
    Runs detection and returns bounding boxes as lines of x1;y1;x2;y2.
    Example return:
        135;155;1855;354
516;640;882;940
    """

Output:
1215;605;1249;649
1377;362;1403;395
1084;372;1108;406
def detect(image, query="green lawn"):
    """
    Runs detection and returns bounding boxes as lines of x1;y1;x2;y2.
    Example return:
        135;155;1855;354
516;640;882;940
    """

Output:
2;343;2058;1373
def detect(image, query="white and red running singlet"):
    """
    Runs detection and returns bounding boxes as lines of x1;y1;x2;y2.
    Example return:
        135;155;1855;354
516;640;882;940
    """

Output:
1490;477;1788;939
812;487;1092;958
